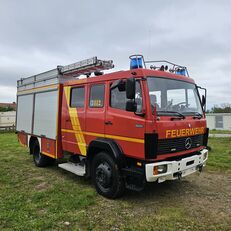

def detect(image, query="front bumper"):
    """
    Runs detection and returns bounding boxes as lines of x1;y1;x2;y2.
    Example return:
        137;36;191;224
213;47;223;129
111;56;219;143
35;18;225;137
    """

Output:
145;149;208;183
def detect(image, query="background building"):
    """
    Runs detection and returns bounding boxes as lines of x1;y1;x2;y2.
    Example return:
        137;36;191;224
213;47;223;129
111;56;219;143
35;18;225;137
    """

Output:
0;111;16;129
206;113;231;130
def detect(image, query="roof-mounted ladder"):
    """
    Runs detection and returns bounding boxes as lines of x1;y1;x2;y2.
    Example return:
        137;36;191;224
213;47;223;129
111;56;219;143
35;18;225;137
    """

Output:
59;56;114;77
17;56;114;92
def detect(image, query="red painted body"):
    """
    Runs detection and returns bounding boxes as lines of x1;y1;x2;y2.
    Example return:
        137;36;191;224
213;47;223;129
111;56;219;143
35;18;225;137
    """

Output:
17;67;206;161
18;133;27;147
41;138;56;158
58;68;206;161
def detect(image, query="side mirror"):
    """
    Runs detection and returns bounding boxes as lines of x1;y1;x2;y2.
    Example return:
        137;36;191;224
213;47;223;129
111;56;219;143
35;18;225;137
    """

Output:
197;85;207;112
126;78;136;99
202;95;206;107
126;100;137;112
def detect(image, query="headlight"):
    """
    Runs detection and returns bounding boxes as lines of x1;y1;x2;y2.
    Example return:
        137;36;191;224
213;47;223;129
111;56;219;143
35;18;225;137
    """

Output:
153;165;168;175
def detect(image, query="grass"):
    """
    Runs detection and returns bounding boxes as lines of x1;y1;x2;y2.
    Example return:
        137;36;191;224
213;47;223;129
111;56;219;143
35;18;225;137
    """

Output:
207;137;231;170
209;129;231;134
0;133;96;230
0;133;230;230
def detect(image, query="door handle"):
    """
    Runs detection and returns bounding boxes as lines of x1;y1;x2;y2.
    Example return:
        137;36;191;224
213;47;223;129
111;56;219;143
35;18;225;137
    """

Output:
105;121;113;125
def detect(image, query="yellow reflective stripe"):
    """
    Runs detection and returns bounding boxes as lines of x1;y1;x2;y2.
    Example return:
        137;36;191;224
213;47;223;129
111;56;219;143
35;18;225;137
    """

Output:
64;87;87;156
61;129;144;144
17;84;58;95
42;151;55;158
104;134;144;144
19;140;27;148
83;131;105;138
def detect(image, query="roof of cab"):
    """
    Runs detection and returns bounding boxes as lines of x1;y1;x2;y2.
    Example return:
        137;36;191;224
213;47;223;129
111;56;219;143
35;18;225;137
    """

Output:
64;68;195;86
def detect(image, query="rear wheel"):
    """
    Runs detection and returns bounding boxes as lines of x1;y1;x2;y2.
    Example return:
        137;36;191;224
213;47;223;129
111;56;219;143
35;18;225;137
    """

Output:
92;152;125;199
32;140;54;167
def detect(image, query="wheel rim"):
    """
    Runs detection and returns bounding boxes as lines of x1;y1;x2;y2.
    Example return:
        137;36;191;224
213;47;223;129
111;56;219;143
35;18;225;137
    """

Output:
95;162;112;192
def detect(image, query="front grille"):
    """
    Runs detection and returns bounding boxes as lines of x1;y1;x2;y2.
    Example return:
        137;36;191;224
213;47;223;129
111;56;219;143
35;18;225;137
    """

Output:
157;135;204;155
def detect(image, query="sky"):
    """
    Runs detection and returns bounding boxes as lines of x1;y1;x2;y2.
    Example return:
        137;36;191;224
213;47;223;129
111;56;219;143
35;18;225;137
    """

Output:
0;0;230;109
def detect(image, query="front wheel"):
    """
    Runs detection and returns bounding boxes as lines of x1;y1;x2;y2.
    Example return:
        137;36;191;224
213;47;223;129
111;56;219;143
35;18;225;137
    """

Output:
32;140;54;167
92;152;125;199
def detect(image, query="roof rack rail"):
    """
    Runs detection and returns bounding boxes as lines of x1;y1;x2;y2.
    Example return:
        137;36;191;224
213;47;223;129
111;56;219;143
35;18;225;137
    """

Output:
145;60;189;77
129;54;189;77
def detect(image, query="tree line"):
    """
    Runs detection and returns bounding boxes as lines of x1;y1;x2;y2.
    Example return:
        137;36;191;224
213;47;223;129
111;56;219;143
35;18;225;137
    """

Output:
207;103;231;113
0;106;15;112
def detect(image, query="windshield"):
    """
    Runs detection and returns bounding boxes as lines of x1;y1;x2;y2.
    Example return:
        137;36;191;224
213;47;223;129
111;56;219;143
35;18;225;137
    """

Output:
147;77;203;115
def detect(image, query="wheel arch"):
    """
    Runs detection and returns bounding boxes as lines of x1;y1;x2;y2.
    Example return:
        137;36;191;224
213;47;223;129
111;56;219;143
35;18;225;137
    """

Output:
86;138;126;177
29;136;40;154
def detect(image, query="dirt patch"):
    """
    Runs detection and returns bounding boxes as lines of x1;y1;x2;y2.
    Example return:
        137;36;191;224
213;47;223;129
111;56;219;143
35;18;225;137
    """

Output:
180;170;231;223
34;182;50;191
85;170;231;230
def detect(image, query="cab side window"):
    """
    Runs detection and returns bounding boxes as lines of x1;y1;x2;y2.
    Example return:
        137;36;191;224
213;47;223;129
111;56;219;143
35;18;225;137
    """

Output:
70;87;85;108
89;84;105;108
110;83;126;110
110;80;143;112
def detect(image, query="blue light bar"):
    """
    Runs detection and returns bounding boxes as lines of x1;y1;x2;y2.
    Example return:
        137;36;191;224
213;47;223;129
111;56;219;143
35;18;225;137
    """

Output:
130;57;143;69
176;68;186;76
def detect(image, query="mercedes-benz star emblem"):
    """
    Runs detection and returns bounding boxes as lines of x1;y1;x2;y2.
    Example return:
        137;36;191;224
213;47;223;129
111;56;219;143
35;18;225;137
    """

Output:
185;137;192;149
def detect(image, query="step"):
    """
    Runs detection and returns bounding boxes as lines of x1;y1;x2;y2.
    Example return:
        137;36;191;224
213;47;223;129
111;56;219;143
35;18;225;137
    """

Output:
58;162;86;176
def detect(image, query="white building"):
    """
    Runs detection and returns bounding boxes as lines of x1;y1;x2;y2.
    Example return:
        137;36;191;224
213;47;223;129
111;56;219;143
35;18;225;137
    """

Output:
0;111;16;128
206;113;231;130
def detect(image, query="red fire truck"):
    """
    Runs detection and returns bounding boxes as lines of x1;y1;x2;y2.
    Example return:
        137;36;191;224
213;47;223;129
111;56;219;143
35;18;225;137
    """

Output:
16;55;209;198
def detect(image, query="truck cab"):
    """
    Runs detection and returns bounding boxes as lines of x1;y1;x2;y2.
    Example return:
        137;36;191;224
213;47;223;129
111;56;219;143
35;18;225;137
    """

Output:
16;55;209;198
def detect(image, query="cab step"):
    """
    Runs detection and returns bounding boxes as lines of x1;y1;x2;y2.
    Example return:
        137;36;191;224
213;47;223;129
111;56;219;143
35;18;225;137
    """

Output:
58;162;86;176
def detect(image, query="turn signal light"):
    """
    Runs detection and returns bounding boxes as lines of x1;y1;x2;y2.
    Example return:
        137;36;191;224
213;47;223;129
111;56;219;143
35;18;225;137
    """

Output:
153;166;158;175
136;161;142;167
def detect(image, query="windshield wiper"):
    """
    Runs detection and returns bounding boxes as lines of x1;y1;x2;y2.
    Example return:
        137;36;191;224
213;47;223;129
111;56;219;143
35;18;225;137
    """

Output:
192;112;203;119
158;111;186;120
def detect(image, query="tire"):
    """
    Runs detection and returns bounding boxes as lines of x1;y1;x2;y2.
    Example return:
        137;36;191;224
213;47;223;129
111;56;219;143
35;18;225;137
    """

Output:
92;152;125;199
32;140;54;167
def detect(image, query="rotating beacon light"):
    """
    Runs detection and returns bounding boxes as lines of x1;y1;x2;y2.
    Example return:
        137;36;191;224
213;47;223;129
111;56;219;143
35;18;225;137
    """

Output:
129;55;144;69
176;68;186;76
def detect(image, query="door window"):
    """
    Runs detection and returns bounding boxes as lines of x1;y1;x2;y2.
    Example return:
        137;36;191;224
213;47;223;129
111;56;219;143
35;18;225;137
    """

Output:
135;81;143;113
110;80;143;112
70;87;85;108
89;84;105;108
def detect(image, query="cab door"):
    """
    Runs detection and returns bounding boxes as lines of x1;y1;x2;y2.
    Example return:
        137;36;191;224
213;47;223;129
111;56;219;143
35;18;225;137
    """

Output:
105;79;145;159
62;85;86;156
85;83;106;142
